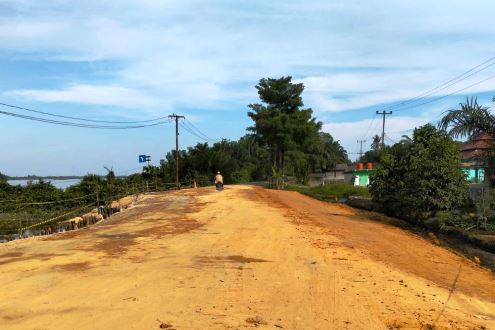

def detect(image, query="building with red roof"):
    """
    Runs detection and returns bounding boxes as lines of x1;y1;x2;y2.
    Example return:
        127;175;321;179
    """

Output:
461;132;492;182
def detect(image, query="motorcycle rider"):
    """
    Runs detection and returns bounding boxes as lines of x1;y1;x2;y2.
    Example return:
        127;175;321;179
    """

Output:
214;171;224;188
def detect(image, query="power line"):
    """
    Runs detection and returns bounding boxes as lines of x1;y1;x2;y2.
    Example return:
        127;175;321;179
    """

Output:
186;119;216;141
181;120;211;141
0;101;170;124
180;122;208;141
387;128;415;134
364;115;383;142
180;120;220;143
366;124;380;142
361;113;377;141
380;56;495;113
393;72;495;113
385;135;398;144
0;109;171;129
182;118;218;142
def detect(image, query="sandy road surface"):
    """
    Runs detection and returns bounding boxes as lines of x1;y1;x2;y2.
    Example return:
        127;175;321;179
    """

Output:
1;185;494;329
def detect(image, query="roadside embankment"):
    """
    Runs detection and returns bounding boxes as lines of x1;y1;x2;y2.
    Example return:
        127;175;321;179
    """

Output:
286;188;495;272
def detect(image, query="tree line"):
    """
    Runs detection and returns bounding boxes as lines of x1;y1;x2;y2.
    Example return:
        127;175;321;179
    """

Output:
143;76;349;185
0;76;349;235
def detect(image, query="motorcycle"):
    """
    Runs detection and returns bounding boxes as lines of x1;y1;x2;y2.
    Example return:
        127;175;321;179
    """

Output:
215;182;224;191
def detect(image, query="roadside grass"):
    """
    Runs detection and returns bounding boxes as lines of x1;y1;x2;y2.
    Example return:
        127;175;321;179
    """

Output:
285;183;370;201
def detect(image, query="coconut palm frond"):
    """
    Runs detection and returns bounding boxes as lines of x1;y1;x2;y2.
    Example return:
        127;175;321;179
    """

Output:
438;97;495;139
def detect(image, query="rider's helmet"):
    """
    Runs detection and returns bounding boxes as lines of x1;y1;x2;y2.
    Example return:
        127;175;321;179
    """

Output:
217;171;221;174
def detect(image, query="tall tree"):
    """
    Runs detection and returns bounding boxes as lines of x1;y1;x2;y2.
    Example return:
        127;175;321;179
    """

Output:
247;76;322;173
316;132;349;171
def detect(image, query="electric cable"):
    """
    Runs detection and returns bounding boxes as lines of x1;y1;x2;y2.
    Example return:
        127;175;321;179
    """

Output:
182;118;217;141
380;56;495;112
181;119;219;142
361;113;378;141
0;109;171;129
0;101;170;124
393;72;495;113
180;120;217;142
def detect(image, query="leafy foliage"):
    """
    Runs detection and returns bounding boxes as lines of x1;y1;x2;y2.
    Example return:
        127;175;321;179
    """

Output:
438;97;495;185
359;134;388;164
438;97;495;138
0;76;352;235
151;77;348;186
0;173;152;235
369;124;468;223
247;76;348;184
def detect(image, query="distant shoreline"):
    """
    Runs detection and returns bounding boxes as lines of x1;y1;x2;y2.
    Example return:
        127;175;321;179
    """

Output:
7;176;83;180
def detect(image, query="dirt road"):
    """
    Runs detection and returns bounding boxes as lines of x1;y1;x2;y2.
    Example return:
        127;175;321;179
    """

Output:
1;185;494;329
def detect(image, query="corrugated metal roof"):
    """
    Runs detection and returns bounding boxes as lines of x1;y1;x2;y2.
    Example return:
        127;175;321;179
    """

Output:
461;132;493;161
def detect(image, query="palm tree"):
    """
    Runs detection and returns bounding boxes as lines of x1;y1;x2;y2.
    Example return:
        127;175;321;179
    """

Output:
438;97;495;139
371;134;381;151
438;96;495;187
312;132;348;171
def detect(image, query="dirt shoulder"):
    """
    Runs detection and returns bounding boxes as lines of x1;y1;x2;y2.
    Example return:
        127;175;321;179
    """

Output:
0;185;494;329
264;188;495;302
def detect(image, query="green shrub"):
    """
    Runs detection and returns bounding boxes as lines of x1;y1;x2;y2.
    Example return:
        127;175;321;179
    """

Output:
369;124;468;224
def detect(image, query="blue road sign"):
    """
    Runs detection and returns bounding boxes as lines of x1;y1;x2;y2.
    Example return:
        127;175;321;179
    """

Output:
138;155;147;163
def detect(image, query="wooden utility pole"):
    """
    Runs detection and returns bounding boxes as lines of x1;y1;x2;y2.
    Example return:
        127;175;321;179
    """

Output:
168;113;185;189
357;140;366;159
376;110;392;150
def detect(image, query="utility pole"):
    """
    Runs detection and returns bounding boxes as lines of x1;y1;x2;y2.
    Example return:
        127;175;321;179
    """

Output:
357;140;366;159
168;113;185;189
376;110;392;150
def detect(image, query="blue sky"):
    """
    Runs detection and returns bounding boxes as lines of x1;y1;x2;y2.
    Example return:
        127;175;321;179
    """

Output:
1;0;495;175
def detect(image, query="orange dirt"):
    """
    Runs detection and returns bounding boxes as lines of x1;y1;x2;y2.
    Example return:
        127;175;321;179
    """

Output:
0;185;494;329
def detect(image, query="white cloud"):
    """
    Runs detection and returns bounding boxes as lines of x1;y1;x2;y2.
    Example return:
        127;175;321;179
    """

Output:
2;0;495;114
6;84;160;109
300;70;495;113
2;0;495;175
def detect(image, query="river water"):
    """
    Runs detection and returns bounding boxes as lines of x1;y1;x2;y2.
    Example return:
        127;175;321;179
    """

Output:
7;179;82;190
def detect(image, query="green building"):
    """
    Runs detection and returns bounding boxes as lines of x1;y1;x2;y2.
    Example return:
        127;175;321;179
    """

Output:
353;168;376;187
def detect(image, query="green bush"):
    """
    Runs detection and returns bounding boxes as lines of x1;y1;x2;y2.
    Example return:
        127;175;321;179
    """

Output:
369;124;468;224
231;168;251;183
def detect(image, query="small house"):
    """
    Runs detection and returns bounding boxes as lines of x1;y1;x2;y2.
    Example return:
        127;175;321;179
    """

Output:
352;163;375;187
461;132;492;182
308;163;354;186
